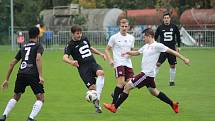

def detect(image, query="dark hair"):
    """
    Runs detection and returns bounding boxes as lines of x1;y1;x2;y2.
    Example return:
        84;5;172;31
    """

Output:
142;28;155;37
163;12;171;17
29;27;39;39
71;25;82;34
39;24;44;28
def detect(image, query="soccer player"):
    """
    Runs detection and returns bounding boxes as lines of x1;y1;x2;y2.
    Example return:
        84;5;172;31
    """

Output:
155;12;181;86
0;27;45;121
105;18;135;105
104;28;190;113
63;25;106;113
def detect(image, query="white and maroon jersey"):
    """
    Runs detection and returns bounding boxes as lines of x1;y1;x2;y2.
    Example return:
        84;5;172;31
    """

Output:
138;41;168;77
108;32;135;68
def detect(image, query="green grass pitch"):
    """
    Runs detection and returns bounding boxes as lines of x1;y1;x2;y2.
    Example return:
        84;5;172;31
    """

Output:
0;46;215;121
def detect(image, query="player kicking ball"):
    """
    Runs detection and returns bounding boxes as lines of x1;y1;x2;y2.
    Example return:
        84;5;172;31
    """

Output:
104;28;190;113
63;25;106;113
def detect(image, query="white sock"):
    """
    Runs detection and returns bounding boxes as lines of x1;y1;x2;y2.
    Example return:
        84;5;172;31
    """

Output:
96;76;104;100
3;98;17;117
29;100;43;119
169;68;176;82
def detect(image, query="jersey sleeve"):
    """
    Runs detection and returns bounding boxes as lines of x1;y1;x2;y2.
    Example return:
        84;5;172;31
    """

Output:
64;43;72;55
156;43;168;52
15;49;21;61
85;37;91;48
37;44;44;55
108;35;115;47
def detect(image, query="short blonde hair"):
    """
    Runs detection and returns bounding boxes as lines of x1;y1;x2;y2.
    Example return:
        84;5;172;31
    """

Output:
120;18;129;24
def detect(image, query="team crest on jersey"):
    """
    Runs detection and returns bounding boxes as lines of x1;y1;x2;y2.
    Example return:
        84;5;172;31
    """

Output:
87;82;91;86
83;41;87;44
170;28;173;31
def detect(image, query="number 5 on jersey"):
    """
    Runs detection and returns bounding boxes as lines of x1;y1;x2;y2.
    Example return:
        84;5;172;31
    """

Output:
79;45;92;58
164;32;173;41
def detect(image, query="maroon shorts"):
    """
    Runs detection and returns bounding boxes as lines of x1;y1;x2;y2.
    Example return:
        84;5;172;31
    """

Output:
131;72;156;89
115;66;134;80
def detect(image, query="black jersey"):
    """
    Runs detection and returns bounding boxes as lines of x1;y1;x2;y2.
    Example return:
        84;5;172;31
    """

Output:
15;42;44;75
64;37;96;65
155;23;181;49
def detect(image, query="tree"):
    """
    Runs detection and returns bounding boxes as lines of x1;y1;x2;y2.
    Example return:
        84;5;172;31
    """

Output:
52;0;72;6
95;0;106;8
79;0;96;8
0;0;10;44
104;0;156;9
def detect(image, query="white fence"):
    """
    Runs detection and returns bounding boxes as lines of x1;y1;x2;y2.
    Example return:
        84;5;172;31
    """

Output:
12;30;215;50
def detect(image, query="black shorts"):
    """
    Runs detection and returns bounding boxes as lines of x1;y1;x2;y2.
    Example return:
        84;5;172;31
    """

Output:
14;74;44;94
131;72;156;89
157;52;177;65
78;62;102;88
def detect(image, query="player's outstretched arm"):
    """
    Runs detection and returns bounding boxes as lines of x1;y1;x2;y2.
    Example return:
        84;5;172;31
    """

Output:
123;50;140;57
63;54;79;67
105;45;114;67
1;59;18;90
166;48;190;65
90;47;106;60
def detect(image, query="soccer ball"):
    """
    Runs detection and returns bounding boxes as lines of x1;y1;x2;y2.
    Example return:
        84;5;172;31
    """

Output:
85;90;98;103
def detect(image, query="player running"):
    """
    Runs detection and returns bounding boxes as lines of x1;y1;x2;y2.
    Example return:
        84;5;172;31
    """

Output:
0;27;45;121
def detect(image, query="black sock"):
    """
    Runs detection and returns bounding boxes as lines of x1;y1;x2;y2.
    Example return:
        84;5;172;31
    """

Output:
157;92;173;106
115;92;129;109
112;86;124;104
